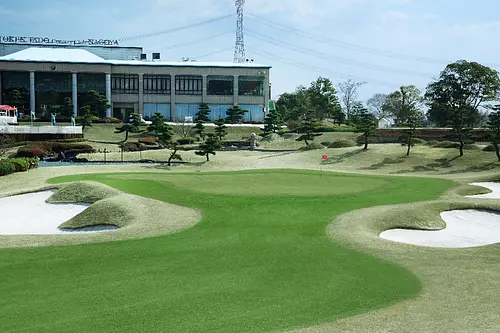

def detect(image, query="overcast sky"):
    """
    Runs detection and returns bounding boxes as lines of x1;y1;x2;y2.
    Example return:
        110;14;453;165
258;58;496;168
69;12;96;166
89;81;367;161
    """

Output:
1;0;500;101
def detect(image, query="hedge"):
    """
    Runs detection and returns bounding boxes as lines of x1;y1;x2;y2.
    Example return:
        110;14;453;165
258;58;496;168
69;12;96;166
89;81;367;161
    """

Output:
177;137;196;145
0;157;39;176
328;140;357;148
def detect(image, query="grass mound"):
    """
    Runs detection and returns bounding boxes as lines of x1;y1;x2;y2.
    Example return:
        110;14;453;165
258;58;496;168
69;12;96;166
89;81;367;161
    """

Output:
483;144;497;152
298;142;324;151
47;181;120;203
260;133;283;142
328;140;356;148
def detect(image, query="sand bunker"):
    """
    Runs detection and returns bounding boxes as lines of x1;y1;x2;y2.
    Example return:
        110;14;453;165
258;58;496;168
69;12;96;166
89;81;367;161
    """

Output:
380;210;500;248
467;182;500;199
0;190;117;235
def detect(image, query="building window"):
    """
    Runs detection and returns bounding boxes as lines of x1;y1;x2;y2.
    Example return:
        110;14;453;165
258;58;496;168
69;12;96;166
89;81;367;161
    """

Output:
144;75;171;94
207;76;233;95
111;74;139;94
239;76;264;96
175;75;202;95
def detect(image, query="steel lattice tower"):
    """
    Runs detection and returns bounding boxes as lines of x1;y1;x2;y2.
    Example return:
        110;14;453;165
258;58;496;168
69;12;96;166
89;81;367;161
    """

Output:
233;0;246;63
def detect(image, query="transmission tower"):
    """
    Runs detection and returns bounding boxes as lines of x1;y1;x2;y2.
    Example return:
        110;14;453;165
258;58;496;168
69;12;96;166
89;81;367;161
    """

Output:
233;0;246;63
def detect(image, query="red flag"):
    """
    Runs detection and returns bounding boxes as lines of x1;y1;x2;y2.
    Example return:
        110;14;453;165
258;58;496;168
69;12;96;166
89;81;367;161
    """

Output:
322;155;328;160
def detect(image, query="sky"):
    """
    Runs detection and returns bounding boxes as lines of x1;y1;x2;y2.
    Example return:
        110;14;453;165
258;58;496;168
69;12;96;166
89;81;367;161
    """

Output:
1;0;500;101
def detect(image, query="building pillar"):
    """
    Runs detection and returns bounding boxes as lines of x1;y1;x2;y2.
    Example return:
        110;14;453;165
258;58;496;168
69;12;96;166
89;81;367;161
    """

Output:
0;72;3;105
138;73;144;116
29;71;35;116
233;75;239;106
105;73;112;118
264;74;270;114
170;74;176;121
72;72;78;116
202;75;207;103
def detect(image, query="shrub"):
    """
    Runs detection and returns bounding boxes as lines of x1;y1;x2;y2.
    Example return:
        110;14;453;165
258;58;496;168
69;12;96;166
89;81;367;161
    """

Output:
320;141;332;147
17;147;46;158
286;120;301;132
426;140;439;146
26;142;94;154
298;142;324;151
328;140;356;148
318;126;357;133
0;160;16;176
432;141;458;149
139;137;158;145
9;158;30;172
121;142;140;152
483;144;497;152
94;117;124;124
281;132;298;140
177;137;196;145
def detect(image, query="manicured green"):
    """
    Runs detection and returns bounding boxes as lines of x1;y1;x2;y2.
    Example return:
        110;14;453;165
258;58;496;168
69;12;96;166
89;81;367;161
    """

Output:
0;170;453;333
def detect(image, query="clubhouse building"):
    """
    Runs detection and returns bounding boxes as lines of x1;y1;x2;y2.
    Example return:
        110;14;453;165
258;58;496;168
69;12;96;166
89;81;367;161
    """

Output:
0;40;271;122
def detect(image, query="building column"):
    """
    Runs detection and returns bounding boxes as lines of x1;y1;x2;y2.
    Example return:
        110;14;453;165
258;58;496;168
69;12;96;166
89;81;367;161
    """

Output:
202;75;207;103
105;73;112;118
233;75;239;106
170;74;176;121
0;72;3;105
264;75;270;114
29;71;35;116
138;73;144;116
72;72;78;116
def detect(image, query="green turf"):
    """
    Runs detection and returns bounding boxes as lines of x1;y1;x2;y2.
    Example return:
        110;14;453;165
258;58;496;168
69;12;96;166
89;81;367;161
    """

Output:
0;170;453;333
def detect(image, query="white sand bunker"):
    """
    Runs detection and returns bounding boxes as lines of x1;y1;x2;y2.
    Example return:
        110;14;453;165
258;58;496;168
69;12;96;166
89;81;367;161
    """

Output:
0;190;117;235
466;182;500;199
380;210;500;248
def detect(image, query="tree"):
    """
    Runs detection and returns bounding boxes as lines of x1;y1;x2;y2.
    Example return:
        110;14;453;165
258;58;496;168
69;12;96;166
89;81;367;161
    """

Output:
115;113;143;141
214;118;228;141
382;86;422;125
449;106;473;156
261;107;282;137
353;108;377;150
86;90;111;118
338;79;366;119
195;134;221;162
194;103;211;140
157;123;183;166
295;110;323;146
426;60;500;127
367;93;389;120
172;119;195;138
76;105;93;130
226;105;247;124
59;97;74;120
332;109;346;126
308;77;342;120
10;89;22;108
402;111;424;156
148;112;166;137
487;107;500;162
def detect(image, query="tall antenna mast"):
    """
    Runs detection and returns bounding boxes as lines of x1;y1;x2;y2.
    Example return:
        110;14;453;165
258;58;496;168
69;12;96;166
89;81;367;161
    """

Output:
233;0;245;63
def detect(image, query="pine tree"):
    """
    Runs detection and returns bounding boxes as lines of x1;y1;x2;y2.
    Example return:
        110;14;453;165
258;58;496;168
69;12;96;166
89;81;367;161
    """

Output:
487;107;500;162
76;105;93;130
195;134;221;162
148;112;166;137
59;97;74;120
295;110;322;146
261;108;282;137
157;123;183;166
402;111;423;156
194;103;211;140
10;89;22;108
226;105;248;124
353;108;378;150
214;118;228;141
115;113;144;141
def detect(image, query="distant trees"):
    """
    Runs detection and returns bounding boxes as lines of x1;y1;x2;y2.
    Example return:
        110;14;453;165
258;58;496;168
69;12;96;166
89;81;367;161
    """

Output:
367;93;389;121
195;134;221;161
226;105;247;124
295;110;323;146
115;113;143;141
382;86;423;126
487;107;500;162
338;79;366;120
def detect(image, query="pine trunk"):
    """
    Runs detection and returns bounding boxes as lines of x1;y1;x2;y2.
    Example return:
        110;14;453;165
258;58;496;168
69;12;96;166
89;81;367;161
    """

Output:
495;143;500;162
406;135;412;156
459;139;464;156
363;133;368;150
206;154;209;162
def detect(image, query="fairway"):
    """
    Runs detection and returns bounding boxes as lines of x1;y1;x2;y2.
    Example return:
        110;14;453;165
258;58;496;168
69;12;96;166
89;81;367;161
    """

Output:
0;170;453;333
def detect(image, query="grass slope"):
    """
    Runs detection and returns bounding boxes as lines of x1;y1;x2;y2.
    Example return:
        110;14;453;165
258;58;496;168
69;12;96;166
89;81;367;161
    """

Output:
0;170;452;333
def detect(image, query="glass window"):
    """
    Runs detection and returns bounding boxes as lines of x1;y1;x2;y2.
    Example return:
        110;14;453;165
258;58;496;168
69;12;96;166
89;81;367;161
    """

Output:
175;75;202;95
207;76;233;95
143;75;170;94
111;74;139;94
78;74;105;94
238;76;265;96
1;71;30;114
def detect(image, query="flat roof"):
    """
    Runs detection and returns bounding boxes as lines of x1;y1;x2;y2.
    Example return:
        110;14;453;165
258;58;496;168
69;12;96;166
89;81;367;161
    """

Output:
0;47;271;69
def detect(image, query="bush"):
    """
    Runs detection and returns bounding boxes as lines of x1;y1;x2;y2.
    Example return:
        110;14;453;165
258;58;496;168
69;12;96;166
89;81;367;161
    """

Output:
121;142;140;152
17;147;46;158
139;137;158;145
432;141;458;149
328;140;356;148
298;142;325;151
0;160;16;176
426;140;439;146
286;120;301;132
320;141;332;147
412;138;426;144
177;137;196;145
9;158;30;172
94;117;124;124
26;142;94;154
483;144;497;152
318;126;357;133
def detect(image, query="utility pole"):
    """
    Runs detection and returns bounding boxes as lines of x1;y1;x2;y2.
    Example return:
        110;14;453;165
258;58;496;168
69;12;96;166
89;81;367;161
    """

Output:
233;0;245;63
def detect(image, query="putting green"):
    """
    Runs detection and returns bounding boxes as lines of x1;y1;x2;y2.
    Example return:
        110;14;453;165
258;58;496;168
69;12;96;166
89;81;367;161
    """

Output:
0;170;453;333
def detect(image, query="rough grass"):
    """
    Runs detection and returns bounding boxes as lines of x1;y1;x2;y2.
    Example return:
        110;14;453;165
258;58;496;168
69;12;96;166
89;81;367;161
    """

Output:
0;170;453;333
47;181;120;203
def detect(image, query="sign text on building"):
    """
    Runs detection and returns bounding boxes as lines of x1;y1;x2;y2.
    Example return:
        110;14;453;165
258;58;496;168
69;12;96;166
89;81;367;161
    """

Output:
0;35;119;46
